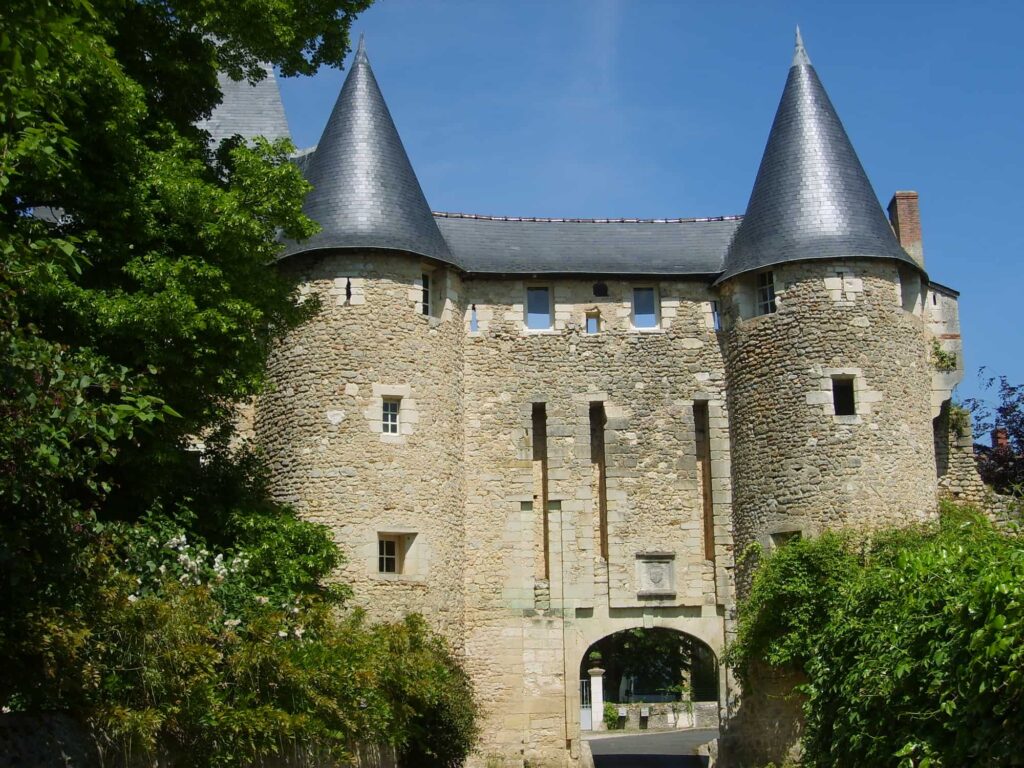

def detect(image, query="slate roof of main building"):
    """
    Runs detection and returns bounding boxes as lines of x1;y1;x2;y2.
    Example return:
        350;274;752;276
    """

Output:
207;32;918;280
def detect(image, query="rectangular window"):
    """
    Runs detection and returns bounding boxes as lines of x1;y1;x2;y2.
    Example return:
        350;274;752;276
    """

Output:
526;287;552;330
585;311;600;334
632;287;658;328
832;377;856;416
382;398;401;434
469;303;479;332
421;273;431;315
756;272;776;315
710;300;722;331
378;536;400;573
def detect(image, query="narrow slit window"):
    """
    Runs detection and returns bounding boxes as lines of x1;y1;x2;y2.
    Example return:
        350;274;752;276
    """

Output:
756;271;777;315
832;377;856;416
526;287;552;330
345;278;352;304
585;311;600;334
632;287;657;328
470;303;479;332
382;398;401;434
421;273;431;315
378;536;399;573
710;300;722;331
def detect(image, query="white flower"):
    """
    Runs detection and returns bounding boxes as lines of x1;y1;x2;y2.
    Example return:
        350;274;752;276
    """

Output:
255;596;269;605
293;626;305;639
224;619;241;628
278;630;288;638
127;594;139;603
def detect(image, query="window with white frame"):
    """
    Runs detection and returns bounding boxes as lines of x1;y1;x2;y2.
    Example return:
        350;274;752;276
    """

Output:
756;271;777;315
378;535;402;573
526;287;552;330
382;397;400;434
632;287;658;329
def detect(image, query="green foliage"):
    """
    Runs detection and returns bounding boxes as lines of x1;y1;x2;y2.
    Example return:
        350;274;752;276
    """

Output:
731;505;1024;766
726;531;858;688
967;372;1024;494
603;702;621;730
1;0;480;765
931;340;958;373
948;402;971;437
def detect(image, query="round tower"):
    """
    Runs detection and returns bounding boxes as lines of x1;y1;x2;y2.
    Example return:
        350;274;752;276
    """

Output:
720;31;937;567
256;39;465;638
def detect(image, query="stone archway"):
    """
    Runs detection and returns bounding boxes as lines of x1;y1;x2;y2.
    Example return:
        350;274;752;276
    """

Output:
579;627;719;733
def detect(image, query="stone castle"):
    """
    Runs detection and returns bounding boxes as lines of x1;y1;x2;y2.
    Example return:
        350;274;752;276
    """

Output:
205;31;968;766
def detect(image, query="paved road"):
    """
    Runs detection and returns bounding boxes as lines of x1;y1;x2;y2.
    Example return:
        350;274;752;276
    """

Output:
587;728;717;767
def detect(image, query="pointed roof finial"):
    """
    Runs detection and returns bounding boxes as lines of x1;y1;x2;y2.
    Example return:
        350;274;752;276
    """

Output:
792;25;811;67
356;32;366;60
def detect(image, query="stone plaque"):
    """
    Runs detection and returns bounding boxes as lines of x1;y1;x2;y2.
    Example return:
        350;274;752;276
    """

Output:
636;551;676;597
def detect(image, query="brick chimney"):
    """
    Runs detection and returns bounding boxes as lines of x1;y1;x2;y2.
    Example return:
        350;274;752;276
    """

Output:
887;190;924;269
992;427;1010;451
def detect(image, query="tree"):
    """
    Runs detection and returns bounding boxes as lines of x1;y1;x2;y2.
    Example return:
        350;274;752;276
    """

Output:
966;372;1024;493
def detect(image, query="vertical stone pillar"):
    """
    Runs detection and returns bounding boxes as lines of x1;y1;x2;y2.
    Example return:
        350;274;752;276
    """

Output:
589;667;605;731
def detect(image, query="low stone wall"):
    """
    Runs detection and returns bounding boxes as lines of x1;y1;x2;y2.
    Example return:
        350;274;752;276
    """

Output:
602;701;719;732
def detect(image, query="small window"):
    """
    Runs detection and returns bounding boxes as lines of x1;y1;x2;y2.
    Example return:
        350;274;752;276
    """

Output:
526;287;552;330
382;398;401;434
593;282;609;297
756;272;776;315
421;273;431;315
585;311;600;334
710;300;722;331
469;303;479;332
832;377;856;416
770;530;802;549
632;287;658;329
378;535;402;573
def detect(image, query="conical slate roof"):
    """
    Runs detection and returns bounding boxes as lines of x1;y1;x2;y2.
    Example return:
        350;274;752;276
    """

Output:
718;30;916;283
197;64;291;146
283;38;452;262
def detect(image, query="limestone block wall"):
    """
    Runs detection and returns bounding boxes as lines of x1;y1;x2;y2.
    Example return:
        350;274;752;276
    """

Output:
459;276;734;765
256;251;466;638
721;259;938;566
926;282;964;417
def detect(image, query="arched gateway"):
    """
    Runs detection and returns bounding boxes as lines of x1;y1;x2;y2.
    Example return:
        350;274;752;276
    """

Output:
578;627;720;733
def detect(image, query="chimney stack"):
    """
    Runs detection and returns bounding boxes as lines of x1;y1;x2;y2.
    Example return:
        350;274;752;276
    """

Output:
992;427;1010;451
887;190;924;269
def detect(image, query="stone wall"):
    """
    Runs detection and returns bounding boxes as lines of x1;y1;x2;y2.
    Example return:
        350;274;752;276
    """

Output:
459;276;732;766
256;250;466;639
721;259;938;565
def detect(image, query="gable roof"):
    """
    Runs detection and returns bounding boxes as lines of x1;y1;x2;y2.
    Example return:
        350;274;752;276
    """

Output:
434;214;740;275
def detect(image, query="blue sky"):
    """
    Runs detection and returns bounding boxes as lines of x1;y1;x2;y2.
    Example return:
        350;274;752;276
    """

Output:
277;0;1023;412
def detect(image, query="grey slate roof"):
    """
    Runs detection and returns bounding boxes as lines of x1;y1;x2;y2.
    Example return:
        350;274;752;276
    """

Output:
281;39;452;262
197;65;291;146
434;213;740;275
718;32;916;283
